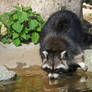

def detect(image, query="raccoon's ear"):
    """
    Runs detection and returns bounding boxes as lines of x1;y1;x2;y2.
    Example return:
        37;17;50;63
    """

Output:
42;51;48;58
60;51;67;59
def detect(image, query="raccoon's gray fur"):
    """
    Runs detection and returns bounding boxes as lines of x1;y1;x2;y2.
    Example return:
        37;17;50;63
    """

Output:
40;10;89;79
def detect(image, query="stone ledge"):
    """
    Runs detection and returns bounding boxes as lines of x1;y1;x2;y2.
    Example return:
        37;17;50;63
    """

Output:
0;42;41;68
84;49;92;72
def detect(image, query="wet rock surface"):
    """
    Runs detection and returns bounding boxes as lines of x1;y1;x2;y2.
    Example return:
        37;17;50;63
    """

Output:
0;66;16;81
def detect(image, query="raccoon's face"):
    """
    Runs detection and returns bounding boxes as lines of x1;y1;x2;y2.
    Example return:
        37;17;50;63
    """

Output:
42;50;69;79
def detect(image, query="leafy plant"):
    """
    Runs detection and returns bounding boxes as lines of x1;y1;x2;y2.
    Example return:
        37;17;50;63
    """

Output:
0;6;45;46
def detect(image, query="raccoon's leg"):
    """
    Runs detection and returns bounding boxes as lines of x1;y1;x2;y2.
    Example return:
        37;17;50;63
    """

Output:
74;53;88;71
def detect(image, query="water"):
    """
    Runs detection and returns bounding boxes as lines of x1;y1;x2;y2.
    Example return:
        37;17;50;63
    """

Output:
0;66;92;92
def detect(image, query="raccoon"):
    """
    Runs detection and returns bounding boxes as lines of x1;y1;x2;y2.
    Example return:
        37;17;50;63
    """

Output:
40;10;90;79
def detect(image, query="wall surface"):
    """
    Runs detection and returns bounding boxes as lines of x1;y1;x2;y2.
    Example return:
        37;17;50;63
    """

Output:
0;0;82;19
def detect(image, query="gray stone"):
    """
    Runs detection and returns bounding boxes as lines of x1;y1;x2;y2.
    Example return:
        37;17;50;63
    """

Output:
0;66;16;81
84;50;92;72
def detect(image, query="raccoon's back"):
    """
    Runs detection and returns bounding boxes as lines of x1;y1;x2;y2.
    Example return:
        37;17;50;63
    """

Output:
40;10;82;43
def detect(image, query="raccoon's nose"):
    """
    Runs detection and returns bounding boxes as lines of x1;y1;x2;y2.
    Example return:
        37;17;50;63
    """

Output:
50;76;54;80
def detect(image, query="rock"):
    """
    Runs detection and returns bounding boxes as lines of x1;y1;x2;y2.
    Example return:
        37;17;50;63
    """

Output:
0;66;16;81
0;22;7;36
84;50;92;72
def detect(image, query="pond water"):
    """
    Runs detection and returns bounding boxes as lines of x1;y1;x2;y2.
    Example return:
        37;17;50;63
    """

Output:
0;66;92;92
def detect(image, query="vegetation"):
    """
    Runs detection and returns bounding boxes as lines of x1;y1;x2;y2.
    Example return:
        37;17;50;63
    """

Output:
0;6;45;46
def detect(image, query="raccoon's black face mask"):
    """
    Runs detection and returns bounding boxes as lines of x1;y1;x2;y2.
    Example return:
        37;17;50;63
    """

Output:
42;50;69;79
42;50;88;79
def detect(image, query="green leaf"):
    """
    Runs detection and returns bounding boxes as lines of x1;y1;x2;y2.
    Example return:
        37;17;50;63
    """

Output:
36;26;41;32
1;37;7;43
37;15;42;21
6;29;11;34
26;34;30;40
0;19;10;28
12;22;23;33
21;33;27;40
24;28;30;34
13;6;21;10
1;37;11;44
13;38;21;46
17;12;28;23
3;12;10;17
10;10;17;16
12;14;18;20
29;20;39;30
13;32;19;39
32;32;39;44
22;6;32;12
8;20;14;26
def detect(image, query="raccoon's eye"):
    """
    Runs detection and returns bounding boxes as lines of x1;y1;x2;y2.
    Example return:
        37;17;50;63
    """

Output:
43;67;51;73
63;52;68;59
55;69;61;73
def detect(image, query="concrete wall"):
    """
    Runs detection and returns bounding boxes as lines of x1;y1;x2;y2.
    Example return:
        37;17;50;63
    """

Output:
0;0;82;20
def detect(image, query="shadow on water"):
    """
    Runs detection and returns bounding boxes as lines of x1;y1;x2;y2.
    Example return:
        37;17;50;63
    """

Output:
0;66;92;92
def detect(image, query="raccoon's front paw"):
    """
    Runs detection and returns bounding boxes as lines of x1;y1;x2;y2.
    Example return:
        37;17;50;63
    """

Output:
78;62;88;71
82;65;88;71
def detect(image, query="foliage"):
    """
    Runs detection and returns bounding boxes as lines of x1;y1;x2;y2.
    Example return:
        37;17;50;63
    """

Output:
0;6;45;46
